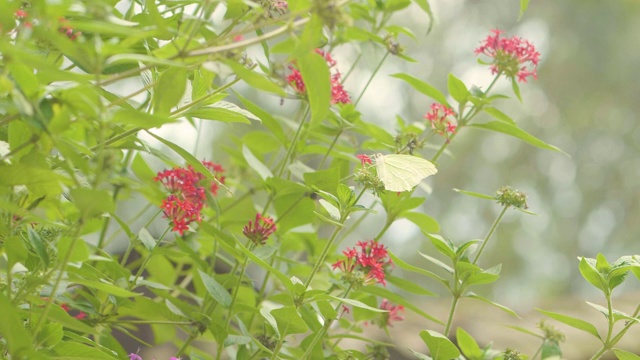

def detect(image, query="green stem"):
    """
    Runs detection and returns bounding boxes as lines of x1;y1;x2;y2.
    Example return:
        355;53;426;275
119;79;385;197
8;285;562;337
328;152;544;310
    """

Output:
354;51;390;106
276;105;310;178
472;205;509;265
32;224;84;338
301;287;353;359
318;129;343;170
443;294;460;337
225;255;251;332
130;226;171;288
269;324;290;360
303;224;344;290
590;302;640;360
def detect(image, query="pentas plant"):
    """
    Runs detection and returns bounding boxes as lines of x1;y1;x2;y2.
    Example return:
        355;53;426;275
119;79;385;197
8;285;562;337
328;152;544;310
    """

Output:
2;1;640;360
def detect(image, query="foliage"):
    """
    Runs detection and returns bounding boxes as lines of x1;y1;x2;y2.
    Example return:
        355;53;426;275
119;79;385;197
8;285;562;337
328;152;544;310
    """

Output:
0;1;638;360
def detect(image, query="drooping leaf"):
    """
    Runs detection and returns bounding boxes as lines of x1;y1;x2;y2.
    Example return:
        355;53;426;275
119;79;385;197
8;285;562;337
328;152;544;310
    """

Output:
0;293;32;356
197;269;232;308
391;73;448;105
153;67;187;114
447;73;469;104
465;292;520;318
613;349;640;360
298;50;331;128
468;121;567;155
537;308;601;340
243;145;273;180
456;327;483;360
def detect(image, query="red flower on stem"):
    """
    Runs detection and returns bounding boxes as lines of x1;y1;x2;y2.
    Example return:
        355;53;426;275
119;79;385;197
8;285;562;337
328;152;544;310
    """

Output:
60;303;87;320
243;213;277;245
475;29;540;83
379;299;404;326
332;240;392;286
424;103;457;136
287;49;351;104
154;161;225;235
356;154;372;166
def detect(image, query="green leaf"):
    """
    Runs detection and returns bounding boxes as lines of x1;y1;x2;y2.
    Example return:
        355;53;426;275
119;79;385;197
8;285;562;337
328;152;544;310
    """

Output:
69;189;116;219
69;278;141;298
465;264;501;286
319;295;387;312
613;348;640;360
505;325;544;339
111;109;177;129
585;301;630;323
483;107;516;125
319;199;341;220
197;269;232;308
28;227;50;267
465;292;520;318
35;323;64;348
468;121;567;155
452;188;494;200
419;330;460;360
579;257;607;292
260;308;281;339
236;240;295;295
401;212;440;233
541;339;563;360
57;237;89;263
226;61;286;96
242;145;273;180
391;73;448;105
186;107;251;124
456;327;482;360
298;51;331;128
138;228;157;252
271;306;309;335
411;0;435;33
519;0;530;20
511;78;522;102
52;342;118;359
360;286;443;325
410;349;433;360
386;275;436;296
153;67;187;114
6;235;28;267
426;234;456;259
418;252;454;275
447;73;469;104
537;308;601;340
388;251;447;284
0;293;32;356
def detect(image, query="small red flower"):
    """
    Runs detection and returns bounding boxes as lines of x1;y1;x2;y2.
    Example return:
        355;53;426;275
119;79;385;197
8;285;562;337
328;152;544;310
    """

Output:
243;213;277;245
356;154;372;166
154;160;225;235
475;29;540;83
424;103;457;136
379;299;405;326
332;240;392;286
287;49;351;104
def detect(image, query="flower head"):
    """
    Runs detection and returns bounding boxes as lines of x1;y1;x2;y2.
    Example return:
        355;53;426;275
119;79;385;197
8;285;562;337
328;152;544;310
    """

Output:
243;213;277;245
287;49;351;104
379;299;404;327
496;186;528;209
424;103;457;136
475;29;540;83
332;240;392;287
356;154;372;166
154;161;225;235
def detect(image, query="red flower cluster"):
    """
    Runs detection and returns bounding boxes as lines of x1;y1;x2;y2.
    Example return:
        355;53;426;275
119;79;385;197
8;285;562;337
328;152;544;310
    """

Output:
424;103;457;135
379;299;404;327
60;303;87;320
58;18;81;40
287;49;351;104
332;240;392;286
154;161;225;235
475;29;540;83
356;154;372;166
243;213;277;245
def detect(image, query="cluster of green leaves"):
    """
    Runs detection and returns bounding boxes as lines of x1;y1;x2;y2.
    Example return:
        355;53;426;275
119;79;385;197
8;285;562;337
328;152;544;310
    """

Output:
1;0;638;360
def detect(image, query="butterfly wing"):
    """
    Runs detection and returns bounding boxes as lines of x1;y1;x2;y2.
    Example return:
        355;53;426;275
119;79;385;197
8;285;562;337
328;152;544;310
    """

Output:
376;154;437;192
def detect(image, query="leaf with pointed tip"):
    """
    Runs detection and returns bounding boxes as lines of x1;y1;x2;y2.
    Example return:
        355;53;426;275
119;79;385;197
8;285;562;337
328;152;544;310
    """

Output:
465;292;519;318
419;330;460;360
391;73;448;105
537;309;601;340
468;121;567;155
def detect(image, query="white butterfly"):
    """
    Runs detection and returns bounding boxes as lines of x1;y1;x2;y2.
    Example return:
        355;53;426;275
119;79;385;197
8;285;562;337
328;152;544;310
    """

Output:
373;153;437;192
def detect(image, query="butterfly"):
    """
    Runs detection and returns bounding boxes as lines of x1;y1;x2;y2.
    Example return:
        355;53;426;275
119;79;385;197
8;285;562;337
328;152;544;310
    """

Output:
373;153;437;192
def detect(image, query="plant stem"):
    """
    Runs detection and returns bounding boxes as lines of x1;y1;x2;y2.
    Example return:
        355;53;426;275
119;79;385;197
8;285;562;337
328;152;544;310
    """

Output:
472;205;509;265
318;129;343;170
276;105;310;177
354;51;389;106
130;226;171;288
303;224;344;290
443;294;460;337
590;302;640;360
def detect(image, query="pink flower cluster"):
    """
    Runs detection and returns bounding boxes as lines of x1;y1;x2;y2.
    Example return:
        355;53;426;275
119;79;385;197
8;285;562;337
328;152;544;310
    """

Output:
475;29;540;83
154;161;225;235
379;299;404;327
287;49;351;104
242;213;277;245
356;154;372;166
332;240;393;286
424;103;457;135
